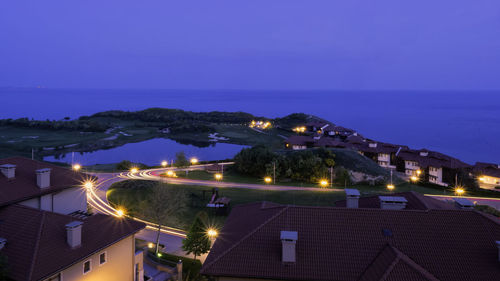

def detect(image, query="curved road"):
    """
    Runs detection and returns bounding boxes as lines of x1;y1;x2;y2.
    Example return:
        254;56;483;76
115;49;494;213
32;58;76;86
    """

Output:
88;164;500;261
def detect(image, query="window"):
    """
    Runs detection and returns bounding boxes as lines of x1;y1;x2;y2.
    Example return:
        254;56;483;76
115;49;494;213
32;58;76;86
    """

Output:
99;252;107;265
83;260;91;274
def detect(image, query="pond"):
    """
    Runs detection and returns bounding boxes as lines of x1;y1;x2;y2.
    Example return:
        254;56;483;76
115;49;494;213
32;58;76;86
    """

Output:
43;138;248;166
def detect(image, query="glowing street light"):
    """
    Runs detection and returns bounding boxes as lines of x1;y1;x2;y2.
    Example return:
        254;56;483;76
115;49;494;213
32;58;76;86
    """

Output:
166;170;174;177
116;208;125;217
215;173;223;181
83;181;93;190
190;158;199;165
207;228;218;239
161;161;168;167
410;176;418;182
72;164;81;171
320;179;328;188
416;170;422;175
148;243;154;249
130;167;139;174
455;187;465;196
479;177;486;182
264;177;272;184
387;184;395;191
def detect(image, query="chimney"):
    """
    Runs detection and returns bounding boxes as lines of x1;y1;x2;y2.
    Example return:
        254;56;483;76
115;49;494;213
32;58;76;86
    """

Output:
419;151;429;157
65;221;83;248
453;198;474;209
345;189;360;208
369;142;378;148
36;168;51;189
379;196;408;210
0;238;6;250
496;241;500;262
280;231;298;263
0;164;16;179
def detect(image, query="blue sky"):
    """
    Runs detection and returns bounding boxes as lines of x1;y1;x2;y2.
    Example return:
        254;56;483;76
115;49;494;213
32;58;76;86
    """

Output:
1;0;499;90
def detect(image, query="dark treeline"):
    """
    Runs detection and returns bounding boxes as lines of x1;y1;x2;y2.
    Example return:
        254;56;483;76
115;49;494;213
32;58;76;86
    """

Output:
0;118;109;132
233;145;338;183
86;108;263;124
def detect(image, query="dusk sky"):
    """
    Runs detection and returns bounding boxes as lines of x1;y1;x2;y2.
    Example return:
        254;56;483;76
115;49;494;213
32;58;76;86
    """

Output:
1;0;500;90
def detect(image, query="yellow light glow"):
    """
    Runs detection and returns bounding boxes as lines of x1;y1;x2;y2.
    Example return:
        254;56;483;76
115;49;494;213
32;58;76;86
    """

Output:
320;180;328;187
207;228;218;238
190;158;199;165
161;161;168;167
387;184;395;190
116;209;125;217
455;188;465;195
84;181;93;190
479;177;485;182
72;164;81;171
264;177;272;183
148;243;154;249
130;168;139;173
416;170;422;175
410;176;418;182
215;173;223;180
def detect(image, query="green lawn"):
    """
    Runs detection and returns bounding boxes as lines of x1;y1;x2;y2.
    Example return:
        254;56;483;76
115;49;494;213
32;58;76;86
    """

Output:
106;179;462;231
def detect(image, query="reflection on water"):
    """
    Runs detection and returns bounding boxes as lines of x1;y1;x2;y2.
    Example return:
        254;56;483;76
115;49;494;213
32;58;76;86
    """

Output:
44;138;248;165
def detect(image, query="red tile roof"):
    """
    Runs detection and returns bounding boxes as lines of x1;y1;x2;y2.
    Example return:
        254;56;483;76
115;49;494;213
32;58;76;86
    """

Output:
0;204;145;281
335;191;456;210
0;157;93;207
202;202;500;281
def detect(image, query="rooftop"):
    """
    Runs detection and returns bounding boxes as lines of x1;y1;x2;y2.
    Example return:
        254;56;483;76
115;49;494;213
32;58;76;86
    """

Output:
0;157;93;207
202;202;500;281
0;204;145;281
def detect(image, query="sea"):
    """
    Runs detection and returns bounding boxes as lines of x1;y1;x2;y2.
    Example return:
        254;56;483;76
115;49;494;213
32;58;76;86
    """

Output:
1;88;499;165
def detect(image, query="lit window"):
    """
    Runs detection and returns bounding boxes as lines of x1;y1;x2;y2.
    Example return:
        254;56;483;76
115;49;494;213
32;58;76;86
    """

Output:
84;260;91;274
100;252;106;265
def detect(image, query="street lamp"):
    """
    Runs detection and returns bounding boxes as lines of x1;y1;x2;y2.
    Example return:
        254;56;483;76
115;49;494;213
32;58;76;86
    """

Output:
455;187;465;196
83;181;93;190
410;176;418;182
416;170;422;176
72;164;81;171
116;208;125;217
207;228;218;239
161;161;168;167
387;184;395;191
130;167;139;174
215;173;223;181
264;177;272;184
320;179;328;188
190;158;199;165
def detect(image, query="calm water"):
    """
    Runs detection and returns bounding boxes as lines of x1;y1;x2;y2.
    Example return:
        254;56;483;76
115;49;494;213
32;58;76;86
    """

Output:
43;138;248;165
1;88;499;164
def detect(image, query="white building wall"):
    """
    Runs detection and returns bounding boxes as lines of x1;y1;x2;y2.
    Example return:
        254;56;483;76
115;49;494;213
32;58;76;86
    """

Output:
49;235;136;281
405;161;420;175
53;186;87;215
428;166;445;186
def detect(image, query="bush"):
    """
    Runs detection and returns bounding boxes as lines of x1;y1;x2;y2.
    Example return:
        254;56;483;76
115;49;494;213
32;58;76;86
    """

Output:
148;251;202;280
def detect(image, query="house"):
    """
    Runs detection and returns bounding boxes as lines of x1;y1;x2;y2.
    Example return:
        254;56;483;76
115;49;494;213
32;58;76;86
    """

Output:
201;201;500;281
474;162;500;189
323;125;355;137
304;122;329;133
0;157;92;215
0;157;146;281
396;149;470;186
353;142;405;169
284;136;314;150
0;204;145;281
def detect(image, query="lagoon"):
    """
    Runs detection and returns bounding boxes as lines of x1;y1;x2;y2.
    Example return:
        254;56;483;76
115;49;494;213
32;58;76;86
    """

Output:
43;138;248;165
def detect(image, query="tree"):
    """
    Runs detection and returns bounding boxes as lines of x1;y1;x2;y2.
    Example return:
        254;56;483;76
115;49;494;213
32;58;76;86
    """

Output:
175;151;190;167
142;182;187;255
182;212;211;260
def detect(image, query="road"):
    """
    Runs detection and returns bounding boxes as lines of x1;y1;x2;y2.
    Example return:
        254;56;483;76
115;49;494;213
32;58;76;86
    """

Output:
88;164;500;264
